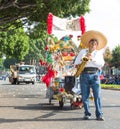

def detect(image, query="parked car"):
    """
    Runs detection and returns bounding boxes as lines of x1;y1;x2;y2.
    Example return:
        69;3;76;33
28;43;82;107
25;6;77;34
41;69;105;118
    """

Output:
9;65;36;84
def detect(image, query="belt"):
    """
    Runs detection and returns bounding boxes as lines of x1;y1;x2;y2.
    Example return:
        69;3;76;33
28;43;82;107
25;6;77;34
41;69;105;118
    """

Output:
82;67;98;74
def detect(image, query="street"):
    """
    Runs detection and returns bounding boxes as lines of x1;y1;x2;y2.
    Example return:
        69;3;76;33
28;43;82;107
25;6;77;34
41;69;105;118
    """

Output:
0;79;120;129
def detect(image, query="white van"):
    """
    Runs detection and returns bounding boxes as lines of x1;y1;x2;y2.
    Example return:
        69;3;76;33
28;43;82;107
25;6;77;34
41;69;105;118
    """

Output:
17;65;36;84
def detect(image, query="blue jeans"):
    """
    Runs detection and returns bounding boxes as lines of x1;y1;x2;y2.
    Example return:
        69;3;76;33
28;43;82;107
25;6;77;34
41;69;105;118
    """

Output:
80;71;103;117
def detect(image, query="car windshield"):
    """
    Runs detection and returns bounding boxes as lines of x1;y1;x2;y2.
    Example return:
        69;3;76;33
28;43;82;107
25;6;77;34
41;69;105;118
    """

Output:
19;66;36;74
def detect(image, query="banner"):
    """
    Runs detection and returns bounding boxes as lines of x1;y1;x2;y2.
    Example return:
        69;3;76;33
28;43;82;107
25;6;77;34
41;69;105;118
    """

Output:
47;13;86;35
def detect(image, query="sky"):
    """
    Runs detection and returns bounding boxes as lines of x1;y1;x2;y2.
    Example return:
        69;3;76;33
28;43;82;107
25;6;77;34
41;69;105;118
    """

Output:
85;0;120;51
53;0;120;51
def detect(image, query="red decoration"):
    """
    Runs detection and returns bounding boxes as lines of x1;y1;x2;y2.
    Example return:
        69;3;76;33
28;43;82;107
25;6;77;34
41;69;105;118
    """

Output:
59;88;65;92
70;52;75;56
42;66;58;87
45;45;49;51
77;35;81;41
55;55;59;60
80;16;86;35
39;59;47;66
42;75;51;87
47;13;53;35
39;59;43;65
62;52;68;56
69;34;73;38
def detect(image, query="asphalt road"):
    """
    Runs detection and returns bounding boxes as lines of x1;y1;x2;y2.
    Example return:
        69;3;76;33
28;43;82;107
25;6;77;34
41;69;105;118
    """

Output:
0;79;120;129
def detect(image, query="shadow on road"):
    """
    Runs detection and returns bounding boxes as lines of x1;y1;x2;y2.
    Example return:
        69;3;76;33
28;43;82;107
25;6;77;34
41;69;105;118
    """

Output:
0;102;120;124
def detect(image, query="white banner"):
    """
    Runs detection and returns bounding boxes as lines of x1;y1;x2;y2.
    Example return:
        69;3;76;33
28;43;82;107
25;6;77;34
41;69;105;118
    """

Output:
52;15;81;31
47;13;85;35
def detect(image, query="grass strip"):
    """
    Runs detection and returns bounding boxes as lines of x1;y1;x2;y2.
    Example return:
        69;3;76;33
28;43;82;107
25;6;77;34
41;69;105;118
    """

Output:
101;84;120;90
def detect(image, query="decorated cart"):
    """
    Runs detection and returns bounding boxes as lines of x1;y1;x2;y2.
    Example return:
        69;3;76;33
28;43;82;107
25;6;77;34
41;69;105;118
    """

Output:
40;35;83;108
40;13;86;108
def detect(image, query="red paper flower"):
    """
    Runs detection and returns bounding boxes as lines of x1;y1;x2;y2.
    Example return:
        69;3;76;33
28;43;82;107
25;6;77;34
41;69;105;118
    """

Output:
47;13;53;35
39;59;43;65
62;52;68;56
59;88;65;92
77;35;81;41
70;52;75;56
55;55;59;60
69;34;73;38
80;16;86;35
45;45;49;51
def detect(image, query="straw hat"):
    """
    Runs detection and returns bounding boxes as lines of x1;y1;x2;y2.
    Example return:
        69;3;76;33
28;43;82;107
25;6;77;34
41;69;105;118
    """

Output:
81;30;107;50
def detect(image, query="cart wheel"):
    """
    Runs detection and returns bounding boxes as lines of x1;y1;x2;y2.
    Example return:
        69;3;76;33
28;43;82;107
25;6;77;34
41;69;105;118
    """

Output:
70;103;75;110
49;98;52;104
70;104;73;110
59;100;64;108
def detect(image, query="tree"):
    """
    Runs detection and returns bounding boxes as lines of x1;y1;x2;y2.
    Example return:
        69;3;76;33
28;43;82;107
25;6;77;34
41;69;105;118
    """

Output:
24;38;46;64
0;0;91;66
111;45;120;68
24;23;49;63
103;47;112;62
0;0;90;31
0;26;29;60
3;58;21;69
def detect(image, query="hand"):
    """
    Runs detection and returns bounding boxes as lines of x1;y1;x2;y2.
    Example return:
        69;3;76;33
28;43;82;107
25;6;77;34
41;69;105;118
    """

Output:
86;53;92;60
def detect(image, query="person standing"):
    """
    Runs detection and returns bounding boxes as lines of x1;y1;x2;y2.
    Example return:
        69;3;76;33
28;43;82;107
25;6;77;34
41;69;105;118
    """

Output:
74;30;107;121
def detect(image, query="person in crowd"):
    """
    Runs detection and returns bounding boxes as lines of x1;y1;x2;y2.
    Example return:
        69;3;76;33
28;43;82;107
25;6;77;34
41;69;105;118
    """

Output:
74;30;107;121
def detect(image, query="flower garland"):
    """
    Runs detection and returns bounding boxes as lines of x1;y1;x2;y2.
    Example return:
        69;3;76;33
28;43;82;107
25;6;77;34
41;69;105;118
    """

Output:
80;16;86;35
47;13;53;35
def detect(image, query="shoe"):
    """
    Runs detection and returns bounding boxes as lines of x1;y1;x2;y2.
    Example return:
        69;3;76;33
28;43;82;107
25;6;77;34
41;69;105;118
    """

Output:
96;116;105;121
83;115;91;120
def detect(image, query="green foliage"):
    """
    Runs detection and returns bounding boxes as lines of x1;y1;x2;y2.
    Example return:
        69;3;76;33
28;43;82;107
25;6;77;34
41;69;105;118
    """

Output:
3;58;21;69
24;39;44;63
111;45;120;68
0;0;91;31
0;27;29;63
24;23;49;63
0;0;91;66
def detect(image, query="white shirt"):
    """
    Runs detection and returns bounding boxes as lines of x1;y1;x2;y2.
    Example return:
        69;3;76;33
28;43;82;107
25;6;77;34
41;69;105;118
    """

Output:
74;48;105;69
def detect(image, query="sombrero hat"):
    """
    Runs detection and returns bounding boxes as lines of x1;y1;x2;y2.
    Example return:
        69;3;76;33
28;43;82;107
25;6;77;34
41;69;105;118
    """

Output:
81;30;107;50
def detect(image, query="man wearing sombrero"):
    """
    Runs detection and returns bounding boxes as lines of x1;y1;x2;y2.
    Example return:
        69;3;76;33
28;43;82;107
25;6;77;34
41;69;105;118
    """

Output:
74;30;107;121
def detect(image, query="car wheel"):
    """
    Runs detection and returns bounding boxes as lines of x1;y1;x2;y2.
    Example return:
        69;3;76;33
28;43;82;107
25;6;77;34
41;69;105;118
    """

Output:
32;82;35;85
